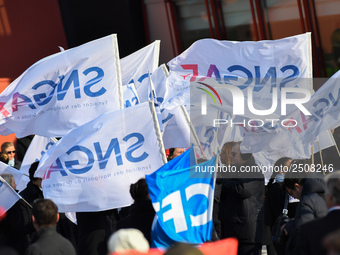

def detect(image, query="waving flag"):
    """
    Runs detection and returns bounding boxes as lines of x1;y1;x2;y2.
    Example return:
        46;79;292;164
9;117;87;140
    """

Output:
35;102;167;212
148;72;163;131
277;71;340;158
123;83;140;108
0;176;21;216
146;148;216;248
20;135;56;175
240;69;340;159
121;40;160;87
162;106;191;150
138;64;169;104
0;161;29;192
163;33;312;116
0;34;123;138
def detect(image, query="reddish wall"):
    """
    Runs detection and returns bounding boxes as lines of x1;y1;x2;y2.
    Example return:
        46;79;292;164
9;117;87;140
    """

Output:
0;0;67;78
0;0;67;147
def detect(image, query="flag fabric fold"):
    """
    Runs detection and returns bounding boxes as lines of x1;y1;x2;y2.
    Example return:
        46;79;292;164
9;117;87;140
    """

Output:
35;101;166;212
0;34;123;138
0;161;29;192
0;176;21;216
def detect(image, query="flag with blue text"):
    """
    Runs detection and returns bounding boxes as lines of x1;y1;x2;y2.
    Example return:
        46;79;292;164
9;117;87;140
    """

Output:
20;135;56;177
35;102;167;212
123;83;140;108
0;34;123;138
121;40;160;88
164;33;312;119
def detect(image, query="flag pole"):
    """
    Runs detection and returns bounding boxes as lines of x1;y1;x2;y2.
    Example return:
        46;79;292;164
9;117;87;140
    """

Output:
180;105;206;159
149;101;168;164
317;140;325;175
329;130;340;159
213;111;220;156
20;196;33;208
0;176;32;209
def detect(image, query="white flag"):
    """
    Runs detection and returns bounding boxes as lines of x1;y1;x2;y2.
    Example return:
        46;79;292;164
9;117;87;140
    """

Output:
35;102;167;212
0;176;21;215
0;34;123;138
123;83;140;108
312;130;335;154
138;64;169;103
163;33;312;115
121;40;160;88
275;71;340;158
162;106;191;150
20;135;56;177
0;161;29;192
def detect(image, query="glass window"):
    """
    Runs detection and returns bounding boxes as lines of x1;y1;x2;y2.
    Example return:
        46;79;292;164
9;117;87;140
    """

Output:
262;0;303;40
172;0;213;50
314;0;340;77
219;0;256;41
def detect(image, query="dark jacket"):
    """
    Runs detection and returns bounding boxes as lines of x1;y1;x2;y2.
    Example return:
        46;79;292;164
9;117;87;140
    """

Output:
297;209;340;255
116;200;155;245
76;209;118;255
20;182;44;206
217;157;265;243
266;181;286;227
14;159;22;170
0;199;35;255
284;175;328;255
25;226;76;255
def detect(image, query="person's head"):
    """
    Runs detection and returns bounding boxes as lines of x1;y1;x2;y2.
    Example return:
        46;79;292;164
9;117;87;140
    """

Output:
0;174;16;190
107;228;149;254
130;178;150;202
274;157;292;174
32;199;59;230
324;171;340;208
164;242;204;255
270;157;293;183
29;161;42;187
230;142;252;166
283;160;310;199
323;228;340;255
168;148;185;160
220;142;236;165
0;153;9;164
1;142;16;161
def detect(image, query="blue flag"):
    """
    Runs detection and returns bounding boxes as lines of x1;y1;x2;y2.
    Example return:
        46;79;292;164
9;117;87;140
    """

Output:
146;148;216;248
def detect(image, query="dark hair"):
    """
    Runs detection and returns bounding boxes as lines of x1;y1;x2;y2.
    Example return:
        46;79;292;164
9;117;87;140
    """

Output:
268;157;292;184
168;148;175;157
0;153;9;164
130;178;149;202
29;161;40;181
32;199;58;226
283;159;310;190
164;242;203;255
274;157;292;169
240;152;252;161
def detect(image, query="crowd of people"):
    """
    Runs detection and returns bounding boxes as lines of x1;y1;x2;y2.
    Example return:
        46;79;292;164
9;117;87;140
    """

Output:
0;137;340;255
